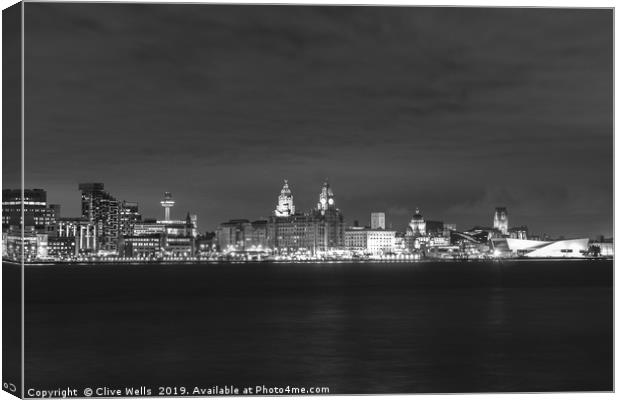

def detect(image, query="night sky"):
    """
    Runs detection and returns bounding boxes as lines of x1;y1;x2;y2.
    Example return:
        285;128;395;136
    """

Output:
18;3;612;237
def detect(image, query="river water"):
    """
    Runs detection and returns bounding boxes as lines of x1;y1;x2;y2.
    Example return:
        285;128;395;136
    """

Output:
22;260;612;394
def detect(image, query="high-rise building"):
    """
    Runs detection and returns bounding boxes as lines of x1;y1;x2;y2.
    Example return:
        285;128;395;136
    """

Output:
78;183;121;253
493;207;509;235
120;201;141;236
370;212;386;230
2;189;57;232
274;180;295;217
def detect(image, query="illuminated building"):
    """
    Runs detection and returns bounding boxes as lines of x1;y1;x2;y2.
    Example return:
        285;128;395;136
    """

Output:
121;236;161;258
160;192;175;221
274;180;295;217
55;217;98;256
491;237;589;258
134;219;165;236
79;183;121;253
407;208;426;237
120;201;141;236
493;207;509;235
125;193;197;257
4;226;48;261
2;189;58;233
370;212;385;230
345;227;396;254
268;181;344;254
47;236;76;259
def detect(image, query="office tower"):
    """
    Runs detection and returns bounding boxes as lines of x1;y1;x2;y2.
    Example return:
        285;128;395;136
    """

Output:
371;212;386;230
2;188;57;233
120;201;141;236
78;183;121;252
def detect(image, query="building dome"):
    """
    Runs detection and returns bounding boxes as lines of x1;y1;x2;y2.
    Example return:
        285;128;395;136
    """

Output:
408;207;426;236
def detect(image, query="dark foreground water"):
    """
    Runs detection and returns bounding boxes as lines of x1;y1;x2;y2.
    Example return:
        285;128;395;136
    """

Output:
23;260;612;394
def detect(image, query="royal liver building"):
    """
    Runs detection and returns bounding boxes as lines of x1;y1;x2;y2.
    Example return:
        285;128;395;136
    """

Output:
268;180;344;254
274;180;295;217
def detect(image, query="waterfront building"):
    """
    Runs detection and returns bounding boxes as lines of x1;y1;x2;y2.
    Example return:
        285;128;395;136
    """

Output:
268;181;344;254
267;213;320;253
124;214;195;258
491;237;589;258
216;219;250;251
134;219;165;236
47;236;76;259
274;180;295;217
216;219;269;252
2;189;58;233
79;183;121;253
121;236;162;258
588;238;614;257
370;212;386;230
120;201;141;236
196;232;217;255
56;217;98;256
3;226;48;261
345;227;396;254
493;207;509;235
132;216;194;257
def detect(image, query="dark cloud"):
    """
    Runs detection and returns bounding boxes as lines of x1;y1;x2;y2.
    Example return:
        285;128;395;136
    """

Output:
21;4;612;237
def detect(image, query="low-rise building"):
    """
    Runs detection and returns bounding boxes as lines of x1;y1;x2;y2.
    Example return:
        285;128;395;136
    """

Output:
345;227;396;255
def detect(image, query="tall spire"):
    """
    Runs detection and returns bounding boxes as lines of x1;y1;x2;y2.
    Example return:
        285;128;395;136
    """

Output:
274;179;295;217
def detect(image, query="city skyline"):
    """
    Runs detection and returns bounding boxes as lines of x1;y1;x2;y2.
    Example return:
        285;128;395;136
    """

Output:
4;179;607;239
6;4;612;238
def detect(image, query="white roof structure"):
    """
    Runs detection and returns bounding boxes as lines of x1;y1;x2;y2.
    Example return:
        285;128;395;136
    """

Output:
494;238;589;258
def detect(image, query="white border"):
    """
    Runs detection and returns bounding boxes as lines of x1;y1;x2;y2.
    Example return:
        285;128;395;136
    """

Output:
0;1;615;400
